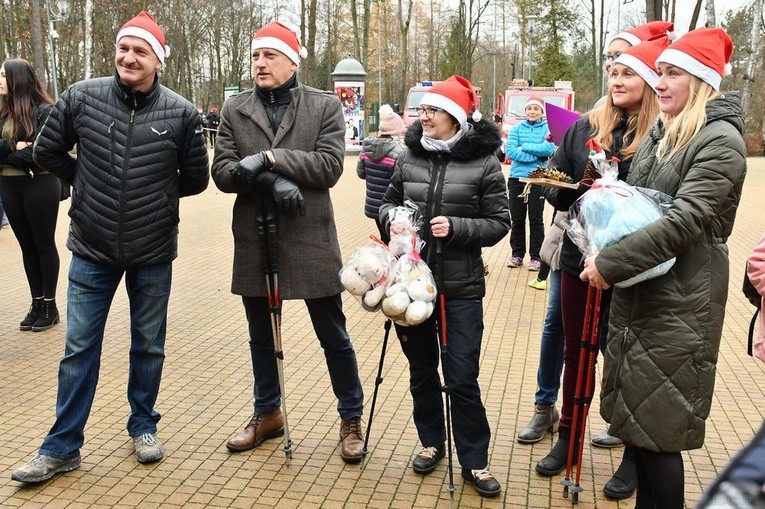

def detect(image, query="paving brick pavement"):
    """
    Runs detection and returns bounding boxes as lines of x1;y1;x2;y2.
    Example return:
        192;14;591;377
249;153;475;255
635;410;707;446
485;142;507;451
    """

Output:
0;151;764;508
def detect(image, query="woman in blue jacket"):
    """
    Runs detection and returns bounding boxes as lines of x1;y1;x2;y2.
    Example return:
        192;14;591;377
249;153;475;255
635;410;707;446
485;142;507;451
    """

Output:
504;97;555;270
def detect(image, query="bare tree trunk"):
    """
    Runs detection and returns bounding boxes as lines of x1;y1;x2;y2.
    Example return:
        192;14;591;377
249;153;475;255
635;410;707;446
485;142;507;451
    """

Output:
84;0;93;78
689;0;703;30
350;0;361;60
398;0;413;105
704;0;716;27
362;0;371;67
742;0;762;119
645;0;662;21
31;0;45;81
305;0;318;83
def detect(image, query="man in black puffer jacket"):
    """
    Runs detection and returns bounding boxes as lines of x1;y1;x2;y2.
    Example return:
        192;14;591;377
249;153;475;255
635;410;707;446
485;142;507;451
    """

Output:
12;11;209;485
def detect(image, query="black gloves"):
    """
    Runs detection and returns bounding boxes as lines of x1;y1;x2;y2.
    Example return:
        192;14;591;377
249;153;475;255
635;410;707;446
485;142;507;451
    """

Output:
255;172;306;218
270;175;305;218
230;151;272;192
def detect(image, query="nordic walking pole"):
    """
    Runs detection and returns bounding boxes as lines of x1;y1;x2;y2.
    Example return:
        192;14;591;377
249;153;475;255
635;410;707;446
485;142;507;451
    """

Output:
257;192;294;465
562;285;595;499
362;319;393;463
561;285;602;504
570;287;602;504
436;239;456;509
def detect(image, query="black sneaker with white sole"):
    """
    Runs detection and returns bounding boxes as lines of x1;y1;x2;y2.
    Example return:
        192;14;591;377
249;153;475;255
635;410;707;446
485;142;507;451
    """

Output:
462;467;501;497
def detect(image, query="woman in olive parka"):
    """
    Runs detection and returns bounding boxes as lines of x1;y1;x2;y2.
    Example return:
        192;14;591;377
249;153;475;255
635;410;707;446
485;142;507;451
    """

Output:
580;28;747;508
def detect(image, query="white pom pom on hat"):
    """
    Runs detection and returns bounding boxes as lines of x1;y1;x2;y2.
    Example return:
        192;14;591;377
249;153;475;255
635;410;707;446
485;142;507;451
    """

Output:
251;21;307;66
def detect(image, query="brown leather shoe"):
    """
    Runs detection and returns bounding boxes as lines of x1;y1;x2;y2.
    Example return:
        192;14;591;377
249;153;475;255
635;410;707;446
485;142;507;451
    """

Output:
226;409;284;452
339;417;364;464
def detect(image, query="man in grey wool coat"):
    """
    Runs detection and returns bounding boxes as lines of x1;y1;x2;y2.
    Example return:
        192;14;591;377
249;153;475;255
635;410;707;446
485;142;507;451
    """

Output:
210;20;365;464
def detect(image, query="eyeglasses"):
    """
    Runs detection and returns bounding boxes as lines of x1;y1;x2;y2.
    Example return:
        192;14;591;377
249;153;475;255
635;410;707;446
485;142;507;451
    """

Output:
602;52;623;62
415;106;445;119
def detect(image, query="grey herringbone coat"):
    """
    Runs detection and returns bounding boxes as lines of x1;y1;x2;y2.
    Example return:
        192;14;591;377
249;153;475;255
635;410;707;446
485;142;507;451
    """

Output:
211;82;346;299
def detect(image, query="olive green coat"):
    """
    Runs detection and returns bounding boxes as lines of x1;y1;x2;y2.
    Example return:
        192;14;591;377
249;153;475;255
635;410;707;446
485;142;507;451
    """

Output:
596;93;747;452
211;83;346;299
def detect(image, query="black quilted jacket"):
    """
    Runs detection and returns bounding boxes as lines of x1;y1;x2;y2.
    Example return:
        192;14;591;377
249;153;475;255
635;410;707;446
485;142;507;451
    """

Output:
379;120;510;300
34;74;209;268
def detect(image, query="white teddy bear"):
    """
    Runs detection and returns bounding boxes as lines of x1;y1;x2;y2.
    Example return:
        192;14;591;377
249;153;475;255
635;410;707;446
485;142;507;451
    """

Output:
340;243;395;306
380;257;438;325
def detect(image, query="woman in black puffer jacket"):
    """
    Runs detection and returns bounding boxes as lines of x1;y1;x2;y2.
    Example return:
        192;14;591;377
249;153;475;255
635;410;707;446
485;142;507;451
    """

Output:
379;75;509;498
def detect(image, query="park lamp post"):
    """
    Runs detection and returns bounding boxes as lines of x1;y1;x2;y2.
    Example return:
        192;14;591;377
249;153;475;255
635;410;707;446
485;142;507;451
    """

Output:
525;15;538;86
44;0;69;99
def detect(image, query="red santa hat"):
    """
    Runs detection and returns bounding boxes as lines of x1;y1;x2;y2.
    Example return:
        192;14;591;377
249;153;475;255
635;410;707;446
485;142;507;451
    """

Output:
656;27;733;91
525;96;545;113
251;21;308;66
116;11;170;65
613;35;670;90
420;75;481;126
611;20;674;47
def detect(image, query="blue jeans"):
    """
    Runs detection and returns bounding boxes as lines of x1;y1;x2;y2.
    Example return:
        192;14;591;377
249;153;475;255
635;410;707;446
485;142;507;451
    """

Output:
535;269;564;406
40;255;171;459
242;294;364;420
395;299;490;470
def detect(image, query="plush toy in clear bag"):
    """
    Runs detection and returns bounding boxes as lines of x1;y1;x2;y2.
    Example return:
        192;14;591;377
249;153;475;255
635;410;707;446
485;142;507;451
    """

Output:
380;246;438;326
339;237;397;312
387;199;425;256
568;140;675;288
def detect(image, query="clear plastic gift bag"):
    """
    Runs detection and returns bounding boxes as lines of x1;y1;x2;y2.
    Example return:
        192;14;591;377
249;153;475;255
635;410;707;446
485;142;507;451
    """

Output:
339;237;397;312
567;143;674;288
380;239;437;326
387;199;425;256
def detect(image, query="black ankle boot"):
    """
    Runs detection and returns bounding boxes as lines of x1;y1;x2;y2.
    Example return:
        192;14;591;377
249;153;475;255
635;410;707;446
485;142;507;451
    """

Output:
535;427;578;477
32;299;59;332
604;445;637;500
20;298;43;331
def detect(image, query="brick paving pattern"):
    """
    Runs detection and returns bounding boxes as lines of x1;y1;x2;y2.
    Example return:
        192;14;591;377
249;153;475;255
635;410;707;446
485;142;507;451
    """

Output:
1;151;763;508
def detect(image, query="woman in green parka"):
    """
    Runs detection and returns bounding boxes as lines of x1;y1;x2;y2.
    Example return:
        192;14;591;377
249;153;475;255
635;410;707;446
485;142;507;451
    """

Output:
580;27;747;508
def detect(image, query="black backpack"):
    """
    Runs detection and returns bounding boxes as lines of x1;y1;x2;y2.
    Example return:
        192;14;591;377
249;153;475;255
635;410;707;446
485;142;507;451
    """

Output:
743;264;761;357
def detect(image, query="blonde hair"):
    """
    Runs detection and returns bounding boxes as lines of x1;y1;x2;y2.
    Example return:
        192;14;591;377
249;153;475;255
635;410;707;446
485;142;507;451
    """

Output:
656;76;719;159
589;83;659;160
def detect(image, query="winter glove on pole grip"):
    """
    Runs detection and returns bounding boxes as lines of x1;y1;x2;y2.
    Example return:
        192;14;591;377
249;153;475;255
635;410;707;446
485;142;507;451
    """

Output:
230;151;272;192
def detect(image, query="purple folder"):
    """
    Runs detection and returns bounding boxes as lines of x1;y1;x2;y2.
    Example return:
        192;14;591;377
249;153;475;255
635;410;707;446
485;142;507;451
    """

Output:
546;102;581;145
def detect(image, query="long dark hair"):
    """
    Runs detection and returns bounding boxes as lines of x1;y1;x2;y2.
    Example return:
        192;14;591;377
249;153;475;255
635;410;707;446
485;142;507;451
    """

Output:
0;58;54;144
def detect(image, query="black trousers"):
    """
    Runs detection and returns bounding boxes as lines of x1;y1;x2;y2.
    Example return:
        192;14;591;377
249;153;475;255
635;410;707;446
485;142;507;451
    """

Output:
242;294;364;420
0;174;60;298
507;178;545;260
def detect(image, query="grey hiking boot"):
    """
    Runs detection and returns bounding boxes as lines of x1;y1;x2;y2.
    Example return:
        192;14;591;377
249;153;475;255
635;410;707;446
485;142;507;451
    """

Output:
11;453;81;483
517;404;560;443
133;433;164;463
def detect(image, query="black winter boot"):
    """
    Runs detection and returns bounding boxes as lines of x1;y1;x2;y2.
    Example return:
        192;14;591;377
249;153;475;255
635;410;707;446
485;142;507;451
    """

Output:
603;444;637;500
20;298;43;331
32;299;59;332
536;427;578;477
